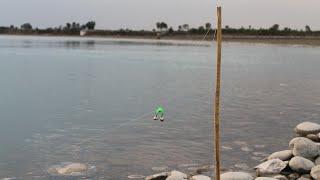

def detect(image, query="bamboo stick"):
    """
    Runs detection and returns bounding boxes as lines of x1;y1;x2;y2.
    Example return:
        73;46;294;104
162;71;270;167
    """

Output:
214;6;222;180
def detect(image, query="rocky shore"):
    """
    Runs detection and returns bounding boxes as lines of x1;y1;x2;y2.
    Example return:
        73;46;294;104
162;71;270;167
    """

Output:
146;122;320;180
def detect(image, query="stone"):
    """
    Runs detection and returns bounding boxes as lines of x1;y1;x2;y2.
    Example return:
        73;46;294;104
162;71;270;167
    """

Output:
296;177;310;180
287;173;299;180
255;178;277;180
267;150;293;161
56;163;87;175
255;159;287;176
273;175;288;180
306;134;320;142
310;165;320;180
166;171;187;180
190;175;211;180
289;137;306;149
289;137;319;159
220;172;254;180
297;174;312;180
47;162;94;177
315;156;320;165
295;122;320;136
145;172;169;180
289;156;315;173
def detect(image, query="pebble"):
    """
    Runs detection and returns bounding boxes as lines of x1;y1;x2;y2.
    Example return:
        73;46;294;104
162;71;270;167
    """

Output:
289;137;319;159
166;170;187;180
306;134;320;142
310;165;320;179
289;156;315;173
272;175;288;180
255;159;287;176
190;175;211;180
145;172;169;180
315;156;320;165
287;173;300;179
295;122;320;136
267;150;292;161
220;172;254;180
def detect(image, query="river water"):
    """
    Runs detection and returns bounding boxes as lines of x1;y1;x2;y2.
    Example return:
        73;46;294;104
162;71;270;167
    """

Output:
0;35;319;179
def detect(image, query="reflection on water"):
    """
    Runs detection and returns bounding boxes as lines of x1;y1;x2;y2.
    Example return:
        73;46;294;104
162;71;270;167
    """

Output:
0;35;320;179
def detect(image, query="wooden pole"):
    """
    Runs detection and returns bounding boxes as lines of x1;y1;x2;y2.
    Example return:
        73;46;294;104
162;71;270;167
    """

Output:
214;6;222;180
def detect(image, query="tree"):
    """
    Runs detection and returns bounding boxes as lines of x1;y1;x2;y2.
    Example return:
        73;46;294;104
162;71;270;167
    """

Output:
86;21;96;30
305;25;312;32
269;24;280;31
71;22;77;30
156;22;161;31
178;25;182;32
168;27;174;33
205;23;212;30
66;23;71;30
182;24;189;31
21;23;32;30
198;26;205;33
156;22;168;32
160;22;168;30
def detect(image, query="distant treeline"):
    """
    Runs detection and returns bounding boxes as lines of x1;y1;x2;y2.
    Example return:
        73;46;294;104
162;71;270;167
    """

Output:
1;21;320;37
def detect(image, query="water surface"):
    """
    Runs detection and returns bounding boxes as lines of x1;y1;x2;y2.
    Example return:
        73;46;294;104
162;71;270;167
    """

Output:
0;35;320;179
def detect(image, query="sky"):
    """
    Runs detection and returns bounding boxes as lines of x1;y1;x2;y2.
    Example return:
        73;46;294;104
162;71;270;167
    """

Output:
0;0;319;30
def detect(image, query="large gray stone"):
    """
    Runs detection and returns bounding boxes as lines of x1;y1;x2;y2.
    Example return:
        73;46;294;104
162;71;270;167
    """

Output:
289;156;315;173
166;171;187;180
310;165;320;180
267;150;293;161
289;137;319;159
220;172;254;180
255;159;287;176
295;122;320;136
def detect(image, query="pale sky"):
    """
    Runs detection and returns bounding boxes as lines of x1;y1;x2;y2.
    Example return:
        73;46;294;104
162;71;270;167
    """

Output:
0;0;319;30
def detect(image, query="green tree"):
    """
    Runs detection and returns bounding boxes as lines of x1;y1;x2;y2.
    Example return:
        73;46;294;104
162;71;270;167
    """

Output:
156;22;161;31
269;24;280;31
182;24;189;31
21;23;32;30
66;23;71;29
168;27;174;33
156;22;168;32
198;26;205;33
205;23;212;30
305;25;312;32
86;21;96;30
160;22;168;30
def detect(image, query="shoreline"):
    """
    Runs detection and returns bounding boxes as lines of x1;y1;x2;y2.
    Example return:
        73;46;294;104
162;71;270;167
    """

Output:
1;33;320;46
